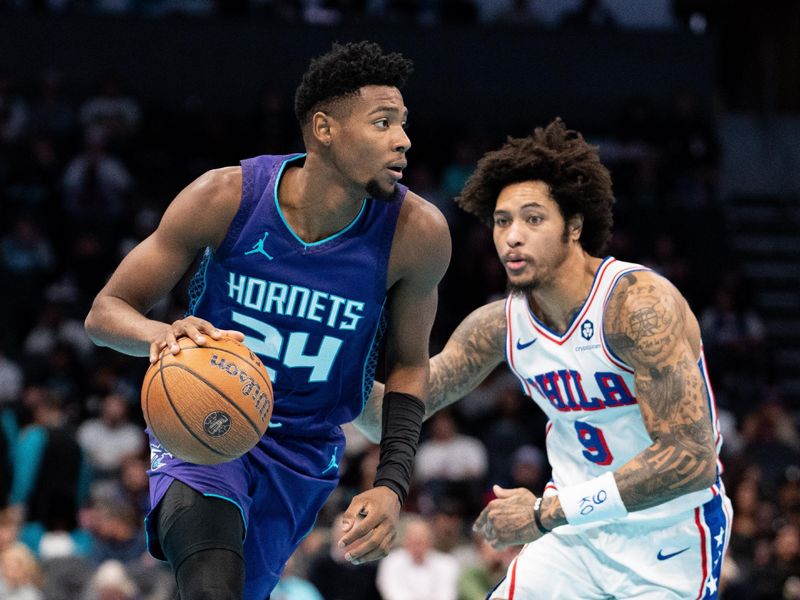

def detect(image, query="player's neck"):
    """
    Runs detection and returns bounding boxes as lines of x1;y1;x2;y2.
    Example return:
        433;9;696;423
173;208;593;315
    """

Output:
277;160;366;243
527;251;603;333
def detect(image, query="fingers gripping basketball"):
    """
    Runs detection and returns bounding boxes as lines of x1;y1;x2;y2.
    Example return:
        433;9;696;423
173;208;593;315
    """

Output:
142;336;273;464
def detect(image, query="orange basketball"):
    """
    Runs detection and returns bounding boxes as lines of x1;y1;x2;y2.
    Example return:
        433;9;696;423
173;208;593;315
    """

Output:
141;335;273;465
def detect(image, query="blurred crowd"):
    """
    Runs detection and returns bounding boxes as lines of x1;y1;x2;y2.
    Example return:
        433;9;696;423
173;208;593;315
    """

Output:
0;0;628;29
0;49;798;600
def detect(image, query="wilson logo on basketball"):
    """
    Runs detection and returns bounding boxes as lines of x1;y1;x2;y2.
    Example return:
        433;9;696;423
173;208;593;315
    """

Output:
203;411;232;437
209;355;271;422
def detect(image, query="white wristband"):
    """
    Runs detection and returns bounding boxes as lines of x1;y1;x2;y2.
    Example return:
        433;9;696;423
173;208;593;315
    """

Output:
558;472;628;526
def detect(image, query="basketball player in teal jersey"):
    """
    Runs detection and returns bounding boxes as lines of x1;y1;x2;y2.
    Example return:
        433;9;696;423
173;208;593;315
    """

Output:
85;41;450;599
357;120;731;599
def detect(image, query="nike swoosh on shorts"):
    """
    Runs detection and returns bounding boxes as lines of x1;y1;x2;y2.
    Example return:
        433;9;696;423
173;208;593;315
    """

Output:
657;547;690;560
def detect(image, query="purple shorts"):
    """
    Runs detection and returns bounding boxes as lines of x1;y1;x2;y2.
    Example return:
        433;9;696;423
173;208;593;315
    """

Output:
144;427;345;599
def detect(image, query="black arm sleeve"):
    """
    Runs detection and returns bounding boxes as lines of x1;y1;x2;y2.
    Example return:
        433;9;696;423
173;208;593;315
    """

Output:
372;391;425;506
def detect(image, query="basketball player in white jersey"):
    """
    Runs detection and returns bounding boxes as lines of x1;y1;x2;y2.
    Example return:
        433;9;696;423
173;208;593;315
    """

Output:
355;119;732;599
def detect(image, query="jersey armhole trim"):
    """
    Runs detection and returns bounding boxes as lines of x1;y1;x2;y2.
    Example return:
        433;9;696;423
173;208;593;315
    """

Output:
215;157;258;258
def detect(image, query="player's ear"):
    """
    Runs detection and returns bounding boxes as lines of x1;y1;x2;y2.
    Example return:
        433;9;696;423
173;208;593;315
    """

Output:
568;214;584;241
311;111;333;147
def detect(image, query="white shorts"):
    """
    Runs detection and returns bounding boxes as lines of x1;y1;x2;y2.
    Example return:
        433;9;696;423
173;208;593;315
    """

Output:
488;493;732;600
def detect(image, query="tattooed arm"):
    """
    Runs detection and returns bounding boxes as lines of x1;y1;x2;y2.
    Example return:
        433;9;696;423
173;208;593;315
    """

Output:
353;299;507;443
539;271;718;529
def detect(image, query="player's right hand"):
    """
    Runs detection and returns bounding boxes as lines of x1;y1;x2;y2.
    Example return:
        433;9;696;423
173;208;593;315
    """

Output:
149;316;245;363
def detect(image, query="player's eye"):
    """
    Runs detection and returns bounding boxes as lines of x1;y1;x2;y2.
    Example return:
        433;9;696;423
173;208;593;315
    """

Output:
494;217;510;227
374;119;389;129
527;215;543;225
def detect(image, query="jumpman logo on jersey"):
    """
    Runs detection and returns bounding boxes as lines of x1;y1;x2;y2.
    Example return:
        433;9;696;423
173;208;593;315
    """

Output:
321;449;339;475
245;231;273;260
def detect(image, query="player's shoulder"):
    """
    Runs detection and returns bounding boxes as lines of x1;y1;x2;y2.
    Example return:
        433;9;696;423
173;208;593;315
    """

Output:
189;166;243;207
603;266;695;363
160;166;243;248
398;190;450;237
393;190;451;280
606;268;685;314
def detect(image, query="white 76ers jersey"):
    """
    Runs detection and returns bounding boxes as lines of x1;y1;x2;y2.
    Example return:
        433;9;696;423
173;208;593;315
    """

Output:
505;257;724;523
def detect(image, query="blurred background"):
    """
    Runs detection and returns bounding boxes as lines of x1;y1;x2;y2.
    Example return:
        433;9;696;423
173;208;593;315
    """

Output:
0;1;799;598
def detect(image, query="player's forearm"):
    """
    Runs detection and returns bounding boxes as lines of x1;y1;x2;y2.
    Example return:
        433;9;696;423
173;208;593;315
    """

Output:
612;435;718;511
427;350;490;415
353;351;487;443
85;295;167;357
540;435;716;532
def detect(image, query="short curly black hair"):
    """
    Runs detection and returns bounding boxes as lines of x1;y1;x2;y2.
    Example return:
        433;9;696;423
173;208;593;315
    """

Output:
457;118;615;256
294;41;414;125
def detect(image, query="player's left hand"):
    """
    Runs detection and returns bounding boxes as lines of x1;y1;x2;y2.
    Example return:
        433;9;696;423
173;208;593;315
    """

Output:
473;485;541;549
338;486;401;564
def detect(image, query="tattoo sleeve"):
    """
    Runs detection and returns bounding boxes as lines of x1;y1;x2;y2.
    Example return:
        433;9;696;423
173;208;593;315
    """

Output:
353;300;507;443
427;299;507;415
604;273;717;512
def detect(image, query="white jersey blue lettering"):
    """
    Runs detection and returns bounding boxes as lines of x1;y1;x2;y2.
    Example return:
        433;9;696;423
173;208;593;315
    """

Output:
505;257;725;523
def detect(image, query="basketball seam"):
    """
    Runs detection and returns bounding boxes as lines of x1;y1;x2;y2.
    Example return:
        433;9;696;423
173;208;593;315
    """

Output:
177;343;272;393
157;363;239;459
160;363;264;438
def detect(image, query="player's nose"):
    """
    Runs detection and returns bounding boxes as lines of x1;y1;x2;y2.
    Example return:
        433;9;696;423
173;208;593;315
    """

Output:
505;220;525;246
394;126;411;153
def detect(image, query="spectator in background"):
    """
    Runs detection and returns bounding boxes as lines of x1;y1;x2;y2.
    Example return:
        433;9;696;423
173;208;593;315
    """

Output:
404;164;455;228
85;500;146;567
489;0;541;27
83;559;140;600
78;75;141;149
559;0;615;29
0;542;43;600
22;301;95;365
376;516;460;600
4;130;62;218
457;536;518;600
440;138;481;200
0;72;29;146
777;467;800;527
307;516;381;600
28;70;76;145
77;393;144;481
0;509;21;555
0;350;23;407
428;499;476;568
642;232;691;300
481;382;538;487
61;127;133;232
662;90;720;209
750;523;800;600
9;387;91;531
414;410;488;514
727;474;768;575
505;444;546;493
112;456;151;516
0;216;55;345
0;413;12;509
271;553;324;600
701;285;768;416
740;395;800;489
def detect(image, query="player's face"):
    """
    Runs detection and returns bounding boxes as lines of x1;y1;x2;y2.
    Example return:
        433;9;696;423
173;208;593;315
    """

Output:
331;85;410;200
492;181;571;292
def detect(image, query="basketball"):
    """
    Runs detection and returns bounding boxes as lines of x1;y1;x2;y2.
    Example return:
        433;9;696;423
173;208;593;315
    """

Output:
141;336;273;465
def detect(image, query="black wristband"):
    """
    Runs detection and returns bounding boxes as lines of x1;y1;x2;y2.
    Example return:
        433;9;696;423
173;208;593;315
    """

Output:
533;497;550;534
373;391;425;506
